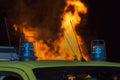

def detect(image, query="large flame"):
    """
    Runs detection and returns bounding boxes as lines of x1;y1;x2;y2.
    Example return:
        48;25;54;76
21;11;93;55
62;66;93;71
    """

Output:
13;0;89;61
61;0;88;60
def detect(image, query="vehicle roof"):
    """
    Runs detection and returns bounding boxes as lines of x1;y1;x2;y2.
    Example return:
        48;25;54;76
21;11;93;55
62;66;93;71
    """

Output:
0;60;120;70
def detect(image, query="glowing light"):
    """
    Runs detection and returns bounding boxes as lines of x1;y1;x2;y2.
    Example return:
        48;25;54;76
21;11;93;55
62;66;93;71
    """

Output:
19;42;36;61
91;40;106;61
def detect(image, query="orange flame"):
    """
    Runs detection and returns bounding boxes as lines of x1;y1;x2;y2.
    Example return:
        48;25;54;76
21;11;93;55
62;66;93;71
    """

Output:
13;0;89;61
13;24;18;31
61;0;88;61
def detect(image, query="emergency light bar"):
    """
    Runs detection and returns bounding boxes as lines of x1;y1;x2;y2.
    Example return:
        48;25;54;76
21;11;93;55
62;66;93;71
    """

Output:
0;46;19;61
19;42;36;61
91;40;106;61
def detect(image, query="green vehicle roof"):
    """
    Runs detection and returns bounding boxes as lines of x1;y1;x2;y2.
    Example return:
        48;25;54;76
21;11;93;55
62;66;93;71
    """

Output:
0;60;120;80
0;60;120;69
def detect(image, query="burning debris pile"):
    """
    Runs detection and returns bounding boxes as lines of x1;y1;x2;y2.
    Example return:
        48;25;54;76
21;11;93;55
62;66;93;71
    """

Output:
12;0;89;61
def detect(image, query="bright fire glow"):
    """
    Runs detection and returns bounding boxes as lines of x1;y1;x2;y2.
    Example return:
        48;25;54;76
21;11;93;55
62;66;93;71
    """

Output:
13;0;89;61
60;0;88;61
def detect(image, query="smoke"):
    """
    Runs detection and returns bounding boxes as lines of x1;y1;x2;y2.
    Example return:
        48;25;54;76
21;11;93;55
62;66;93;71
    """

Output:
0;0;89;47
0;0;66;43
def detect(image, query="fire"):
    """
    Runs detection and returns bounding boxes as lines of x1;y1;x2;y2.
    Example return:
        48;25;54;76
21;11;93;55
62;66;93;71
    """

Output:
13;0;89;61
13;24;18;31
61;0;88;61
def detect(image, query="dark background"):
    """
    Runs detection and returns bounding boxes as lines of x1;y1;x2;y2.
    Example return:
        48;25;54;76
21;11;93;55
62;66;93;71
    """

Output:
87;0;120;62
0;0;120;62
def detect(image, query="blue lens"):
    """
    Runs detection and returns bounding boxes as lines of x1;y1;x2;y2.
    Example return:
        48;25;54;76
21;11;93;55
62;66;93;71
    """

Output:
19;42;36;61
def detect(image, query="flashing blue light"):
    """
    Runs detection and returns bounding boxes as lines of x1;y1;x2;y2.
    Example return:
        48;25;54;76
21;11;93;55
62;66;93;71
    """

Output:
91;40;106;61
94;47;102;54
19;42;36;61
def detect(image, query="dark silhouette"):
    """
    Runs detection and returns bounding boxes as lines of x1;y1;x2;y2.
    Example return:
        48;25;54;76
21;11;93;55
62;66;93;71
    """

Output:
3;76;21;80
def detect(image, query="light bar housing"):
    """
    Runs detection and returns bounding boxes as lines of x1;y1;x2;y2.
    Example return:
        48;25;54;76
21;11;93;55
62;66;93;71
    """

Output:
19;42;36;61
91;40;106;61
0;46;19;61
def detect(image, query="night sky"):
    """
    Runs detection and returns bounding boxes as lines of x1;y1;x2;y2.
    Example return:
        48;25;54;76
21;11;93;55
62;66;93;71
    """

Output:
0;0;120;62
87;0;120;62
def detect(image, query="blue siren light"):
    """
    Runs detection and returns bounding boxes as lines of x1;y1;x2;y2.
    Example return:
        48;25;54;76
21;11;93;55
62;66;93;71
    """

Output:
91;40;106;61
19;42;36;61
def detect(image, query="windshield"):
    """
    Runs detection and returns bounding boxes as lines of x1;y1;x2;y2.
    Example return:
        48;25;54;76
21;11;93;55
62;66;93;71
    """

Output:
33;66;120;80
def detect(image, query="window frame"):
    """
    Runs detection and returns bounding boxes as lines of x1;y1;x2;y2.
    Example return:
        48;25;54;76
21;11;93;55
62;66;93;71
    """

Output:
0;71;23;80
33;66;120;80
0;67;30;80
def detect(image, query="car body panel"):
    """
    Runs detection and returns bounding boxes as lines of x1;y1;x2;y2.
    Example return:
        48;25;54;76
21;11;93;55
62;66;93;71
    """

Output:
0;60;120;80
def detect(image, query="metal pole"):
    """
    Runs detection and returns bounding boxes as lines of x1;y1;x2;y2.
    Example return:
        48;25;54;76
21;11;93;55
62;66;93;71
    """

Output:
64;32;78;60
70;20;84;61
4;16;11;46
